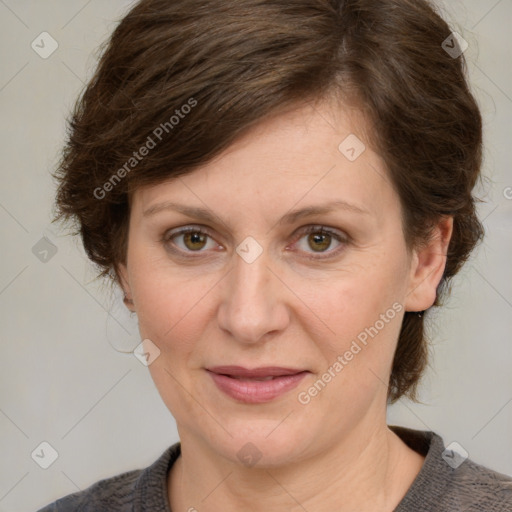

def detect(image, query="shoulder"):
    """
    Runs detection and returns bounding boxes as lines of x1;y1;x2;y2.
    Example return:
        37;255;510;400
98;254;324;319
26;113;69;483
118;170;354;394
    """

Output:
391;426;512;512
36;469;141;512
35;443;181;512
445;457;512;510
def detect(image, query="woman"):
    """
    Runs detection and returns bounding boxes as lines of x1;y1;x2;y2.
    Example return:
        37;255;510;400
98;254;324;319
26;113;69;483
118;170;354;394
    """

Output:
38;0;512;510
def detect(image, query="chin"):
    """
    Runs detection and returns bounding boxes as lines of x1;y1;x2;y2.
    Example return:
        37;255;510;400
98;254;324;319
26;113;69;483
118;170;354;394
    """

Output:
208;420;313;469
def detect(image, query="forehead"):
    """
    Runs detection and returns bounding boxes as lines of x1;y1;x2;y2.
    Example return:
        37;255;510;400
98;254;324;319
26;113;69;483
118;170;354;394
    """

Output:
131;99;398;222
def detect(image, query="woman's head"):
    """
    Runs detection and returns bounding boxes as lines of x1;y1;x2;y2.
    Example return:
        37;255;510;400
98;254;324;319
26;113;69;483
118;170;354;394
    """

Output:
110;100;457;468
54;0;483;422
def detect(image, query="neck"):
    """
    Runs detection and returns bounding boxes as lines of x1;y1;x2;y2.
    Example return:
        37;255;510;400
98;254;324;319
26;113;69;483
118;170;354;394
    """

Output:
168;421;425;512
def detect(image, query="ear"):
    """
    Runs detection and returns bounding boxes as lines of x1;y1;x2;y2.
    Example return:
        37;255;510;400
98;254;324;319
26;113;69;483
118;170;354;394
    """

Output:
404;216;454;312
116;263;136;312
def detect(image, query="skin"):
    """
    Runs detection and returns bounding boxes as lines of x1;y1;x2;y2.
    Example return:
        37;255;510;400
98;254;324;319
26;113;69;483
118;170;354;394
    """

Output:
119;97;453;512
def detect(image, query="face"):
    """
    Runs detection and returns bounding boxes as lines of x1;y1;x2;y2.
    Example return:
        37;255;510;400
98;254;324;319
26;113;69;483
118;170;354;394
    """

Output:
119;98;450;466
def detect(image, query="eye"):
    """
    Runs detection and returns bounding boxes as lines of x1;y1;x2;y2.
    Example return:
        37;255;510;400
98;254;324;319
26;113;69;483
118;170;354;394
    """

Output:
292;225;347;259
162;224;347;259
163;226;220;254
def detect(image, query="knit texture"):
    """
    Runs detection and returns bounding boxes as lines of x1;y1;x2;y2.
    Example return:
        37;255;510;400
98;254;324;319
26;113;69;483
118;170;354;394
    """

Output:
36;426;512;511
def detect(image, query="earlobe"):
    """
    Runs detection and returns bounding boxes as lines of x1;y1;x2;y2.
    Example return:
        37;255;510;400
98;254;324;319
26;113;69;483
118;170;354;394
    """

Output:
404;216;454;313
117;263;135;312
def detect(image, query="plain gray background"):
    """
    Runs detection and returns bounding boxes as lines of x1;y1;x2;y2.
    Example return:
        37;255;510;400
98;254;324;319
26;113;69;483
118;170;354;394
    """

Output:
0;1;511;510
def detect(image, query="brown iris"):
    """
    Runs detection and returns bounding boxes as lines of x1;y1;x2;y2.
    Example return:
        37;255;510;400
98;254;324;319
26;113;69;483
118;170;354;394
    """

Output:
307;231;331;252
183;231;208;251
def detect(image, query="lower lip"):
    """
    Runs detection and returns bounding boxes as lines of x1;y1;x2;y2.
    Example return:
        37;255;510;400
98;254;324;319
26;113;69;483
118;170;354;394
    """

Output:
207;370;309;404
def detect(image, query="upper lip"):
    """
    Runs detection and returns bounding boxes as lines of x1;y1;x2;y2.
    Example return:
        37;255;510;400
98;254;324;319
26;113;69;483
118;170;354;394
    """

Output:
206;366;308;378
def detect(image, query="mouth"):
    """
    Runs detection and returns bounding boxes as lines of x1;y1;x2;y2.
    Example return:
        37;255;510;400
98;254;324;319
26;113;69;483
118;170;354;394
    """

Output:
205;366;310;403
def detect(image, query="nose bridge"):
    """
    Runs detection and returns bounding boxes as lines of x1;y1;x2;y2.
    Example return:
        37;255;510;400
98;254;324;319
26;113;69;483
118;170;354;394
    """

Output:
218;240;288;343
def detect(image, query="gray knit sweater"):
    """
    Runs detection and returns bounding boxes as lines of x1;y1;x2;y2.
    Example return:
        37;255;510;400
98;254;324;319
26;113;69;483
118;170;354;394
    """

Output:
36;426;512;511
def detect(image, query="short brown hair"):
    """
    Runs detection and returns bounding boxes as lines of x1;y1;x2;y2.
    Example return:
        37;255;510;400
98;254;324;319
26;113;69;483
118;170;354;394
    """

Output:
54;0;484;403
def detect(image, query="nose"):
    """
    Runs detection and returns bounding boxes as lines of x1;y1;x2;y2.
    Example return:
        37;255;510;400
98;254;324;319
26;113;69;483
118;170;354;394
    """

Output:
217;244;290;344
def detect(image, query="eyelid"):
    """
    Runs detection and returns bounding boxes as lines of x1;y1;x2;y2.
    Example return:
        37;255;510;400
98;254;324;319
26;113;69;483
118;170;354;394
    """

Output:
164;224;216;240
293;224;348;241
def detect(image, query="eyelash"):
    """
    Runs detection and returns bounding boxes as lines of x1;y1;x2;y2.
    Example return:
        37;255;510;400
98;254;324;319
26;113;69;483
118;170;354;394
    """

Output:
162;224;348;260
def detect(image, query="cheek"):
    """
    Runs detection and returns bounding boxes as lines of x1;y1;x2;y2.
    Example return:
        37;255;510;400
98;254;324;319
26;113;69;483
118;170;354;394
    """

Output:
131;264;209;416
297;260;405;345
290;254;408;402
294;281;403;417
129;256;216;356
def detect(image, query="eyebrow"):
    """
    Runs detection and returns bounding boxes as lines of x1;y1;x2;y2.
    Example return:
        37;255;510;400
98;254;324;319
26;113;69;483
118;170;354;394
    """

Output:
142;199;371;224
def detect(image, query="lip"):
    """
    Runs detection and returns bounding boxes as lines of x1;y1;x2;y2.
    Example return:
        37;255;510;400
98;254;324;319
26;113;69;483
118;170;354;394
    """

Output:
207;366;307;378
206;366;310;404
